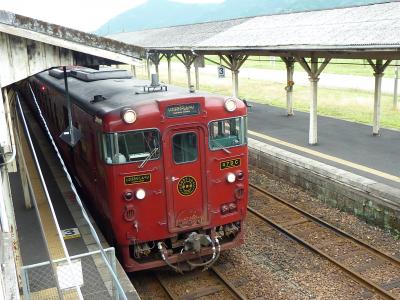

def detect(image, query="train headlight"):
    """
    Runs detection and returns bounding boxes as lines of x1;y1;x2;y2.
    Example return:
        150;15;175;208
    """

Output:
135;188;146;200
224;98;237;112
226;172;236;183
121;109;137;124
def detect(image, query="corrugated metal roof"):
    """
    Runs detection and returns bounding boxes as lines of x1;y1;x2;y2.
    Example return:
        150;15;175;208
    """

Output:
109;18;247;49
109;2;400;52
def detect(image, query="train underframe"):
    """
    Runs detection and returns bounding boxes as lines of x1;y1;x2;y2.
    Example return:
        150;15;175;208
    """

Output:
122;221;243;272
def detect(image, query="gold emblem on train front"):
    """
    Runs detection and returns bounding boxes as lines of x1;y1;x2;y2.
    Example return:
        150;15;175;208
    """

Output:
177;176;197;196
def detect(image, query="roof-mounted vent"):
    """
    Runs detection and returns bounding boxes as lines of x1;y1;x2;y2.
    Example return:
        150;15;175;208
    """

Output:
91;95;107;103
135;73;168;94
70;67;132;82
49;68;71;79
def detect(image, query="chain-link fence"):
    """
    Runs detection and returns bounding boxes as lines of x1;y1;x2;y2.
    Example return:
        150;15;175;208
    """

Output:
21;247;122;300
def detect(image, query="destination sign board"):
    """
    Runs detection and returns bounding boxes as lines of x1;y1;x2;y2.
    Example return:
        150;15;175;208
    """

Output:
124;174;151;185
165;103;200;118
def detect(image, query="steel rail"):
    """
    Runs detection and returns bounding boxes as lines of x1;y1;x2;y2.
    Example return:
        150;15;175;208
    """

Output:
248;185;398;300
210;266;248;300
154;272;175;300
249;183;400;267
154;268;247;300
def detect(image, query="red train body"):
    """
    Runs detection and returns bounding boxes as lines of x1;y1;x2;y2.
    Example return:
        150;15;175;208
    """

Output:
24;67;248;272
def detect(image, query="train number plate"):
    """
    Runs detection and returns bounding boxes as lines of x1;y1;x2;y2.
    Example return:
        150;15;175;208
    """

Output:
220;158;241;170
124;174;151;185
165;103;200;118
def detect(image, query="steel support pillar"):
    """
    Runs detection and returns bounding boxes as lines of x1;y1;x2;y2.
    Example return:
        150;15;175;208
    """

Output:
282;57;295;116
368;59;392;136
295;55;331;145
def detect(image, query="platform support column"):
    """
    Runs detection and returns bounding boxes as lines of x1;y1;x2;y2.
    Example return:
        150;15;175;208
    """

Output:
130;65;136;77
309;74;319;145
373;71;383;136
393;62;398;111
195;65;200;91
166;53;173;84
219;54;248;98
186;66;192;90
232;70;239;98
148;52;163;79
175;53;196;91
281;57;295;116
146;57;151;79
296;55;331;145
368;59;392;136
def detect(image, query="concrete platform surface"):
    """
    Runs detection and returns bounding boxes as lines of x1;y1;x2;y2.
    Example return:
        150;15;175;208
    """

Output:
247;102;400;189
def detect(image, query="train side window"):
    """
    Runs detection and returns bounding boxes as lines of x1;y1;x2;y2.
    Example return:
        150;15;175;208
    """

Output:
209;116;247;150
172;132;198;164
102;129;160;164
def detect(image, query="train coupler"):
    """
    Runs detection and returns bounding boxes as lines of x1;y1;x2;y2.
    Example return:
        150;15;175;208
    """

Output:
157;232;221;273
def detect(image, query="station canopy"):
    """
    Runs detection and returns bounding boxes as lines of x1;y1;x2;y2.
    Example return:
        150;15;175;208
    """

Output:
109;1;400;59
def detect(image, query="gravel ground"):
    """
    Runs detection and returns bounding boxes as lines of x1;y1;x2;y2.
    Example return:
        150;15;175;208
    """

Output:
250;167;400;259
133;168;399;299
214;213;382;300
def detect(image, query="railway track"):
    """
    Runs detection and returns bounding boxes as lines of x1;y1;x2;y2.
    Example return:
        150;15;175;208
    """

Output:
249;183;400;300
154;267;247;300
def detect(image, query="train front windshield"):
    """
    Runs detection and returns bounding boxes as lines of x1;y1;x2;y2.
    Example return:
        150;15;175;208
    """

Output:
102;129;160;164
209;117;247;150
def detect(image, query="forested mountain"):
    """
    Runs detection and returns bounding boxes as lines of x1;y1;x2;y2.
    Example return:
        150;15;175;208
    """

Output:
96;0;389;35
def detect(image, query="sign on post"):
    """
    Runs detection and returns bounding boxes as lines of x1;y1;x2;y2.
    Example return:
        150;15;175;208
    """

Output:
218;66;225;78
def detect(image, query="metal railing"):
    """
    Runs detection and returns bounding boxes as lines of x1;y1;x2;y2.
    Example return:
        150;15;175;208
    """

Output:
21;248;120;300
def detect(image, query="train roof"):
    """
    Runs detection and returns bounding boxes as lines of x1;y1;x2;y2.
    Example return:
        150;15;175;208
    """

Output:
34;67;211;117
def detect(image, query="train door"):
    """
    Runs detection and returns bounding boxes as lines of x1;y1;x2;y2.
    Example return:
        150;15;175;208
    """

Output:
164;126;208;233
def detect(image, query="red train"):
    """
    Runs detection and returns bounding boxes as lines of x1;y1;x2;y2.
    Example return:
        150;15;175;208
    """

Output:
23;66;248;272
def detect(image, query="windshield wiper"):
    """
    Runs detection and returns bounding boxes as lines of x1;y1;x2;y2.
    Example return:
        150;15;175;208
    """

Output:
212;140;231;154
139;147;159;169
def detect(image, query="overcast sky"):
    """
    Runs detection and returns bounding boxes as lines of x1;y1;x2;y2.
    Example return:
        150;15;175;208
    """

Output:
0;0;224;32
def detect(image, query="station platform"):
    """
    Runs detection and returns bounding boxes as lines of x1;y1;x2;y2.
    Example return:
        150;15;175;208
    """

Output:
246;101;400;235
247;102;400;189
10;97;139;299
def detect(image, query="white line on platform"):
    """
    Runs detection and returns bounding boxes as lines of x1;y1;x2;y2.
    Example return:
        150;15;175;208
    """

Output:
248;130;400;183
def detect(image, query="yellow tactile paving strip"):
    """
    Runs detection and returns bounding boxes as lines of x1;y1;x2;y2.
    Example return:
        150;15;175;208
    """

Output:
17;114;65;260
16;109;81;299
